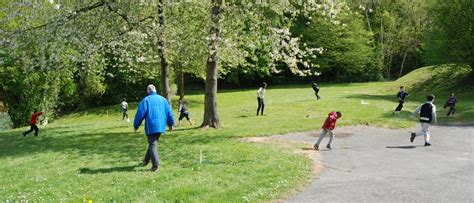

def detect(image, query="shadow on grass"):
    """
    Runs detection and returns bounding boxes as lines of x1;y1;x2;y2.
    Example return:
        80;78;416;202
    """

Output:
172;126;201;132
344;93;401;103
79;164;143;174
0;124;226;160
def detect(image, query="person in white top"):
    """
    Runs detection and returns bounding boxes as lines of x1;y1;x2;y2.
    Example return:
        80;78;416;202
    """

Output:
410;94;437;146
121;98;129;122
257;82;267;116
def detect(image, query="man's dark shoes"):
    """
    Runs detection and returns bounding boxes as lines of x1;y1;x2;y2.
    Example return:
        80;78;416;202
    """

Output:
410;132;416;143
425;142;431;146
313;144;319;151
327;144;332;150
141;160;148;167
150;166;159;172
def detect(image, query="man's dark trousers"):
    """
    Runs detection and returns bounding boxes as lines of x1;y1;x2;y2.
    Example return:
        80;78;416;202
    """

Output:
24;124;39;136
395;100;404;111
144;133;161;167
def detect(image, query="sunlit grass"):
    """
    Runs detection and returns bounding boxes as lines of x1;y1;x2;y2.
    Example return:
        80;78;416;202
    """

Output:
1;64;473;201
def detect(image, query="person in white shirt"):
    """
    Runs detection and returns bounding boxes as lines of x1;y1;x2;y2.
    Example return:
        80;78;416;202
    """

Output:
410;94;437;146
257;82;267;116
121;98;129;122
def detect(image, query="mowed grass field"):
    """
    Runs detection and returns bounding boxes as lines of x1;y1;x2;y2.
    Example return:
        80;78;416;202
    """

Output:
1;65;473;201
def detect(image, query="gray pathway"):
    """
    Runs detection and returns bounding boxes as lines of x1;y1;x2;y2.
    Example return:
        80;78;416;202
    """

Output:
275;125;474;202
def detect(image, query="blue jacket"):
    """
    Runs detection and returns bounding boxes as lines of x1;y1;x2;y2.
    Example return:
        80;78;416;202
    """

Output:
134;92;174;135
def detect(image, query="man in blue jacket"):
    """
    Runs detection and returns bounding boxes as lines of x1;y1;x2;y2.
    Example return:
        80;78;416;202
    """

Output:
134;84;174;172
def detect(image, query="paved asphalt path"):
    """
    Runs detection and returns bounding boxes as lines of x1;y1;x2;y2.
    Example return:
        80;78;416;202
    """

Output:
273;125;474;202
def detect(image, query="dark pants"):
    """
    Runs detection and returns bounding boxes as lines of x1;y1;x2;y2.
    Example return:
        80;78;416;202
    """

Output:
24;124;39;136
179;112;190;121
257;97;265;115
314;89;321;100
144;134;161;167
395;100;404;111
122;109;128;120
447;105;456;117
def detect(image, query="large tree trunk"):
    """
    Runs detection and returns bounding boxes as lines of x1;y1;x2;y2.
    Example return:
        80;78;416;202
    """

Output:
158;0;171;104
177;71;185;100
380;11;385;76
398;50;408;78
0;86;7;113
201;0;222;128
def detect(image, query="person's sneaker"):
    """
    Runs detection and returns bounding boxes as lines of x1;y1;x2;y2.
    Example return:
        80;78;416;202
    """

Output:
410;132;416;143
141;160;148;166
313;143;319;151
150;166;159;172
425;142;431;146
326;144;332;150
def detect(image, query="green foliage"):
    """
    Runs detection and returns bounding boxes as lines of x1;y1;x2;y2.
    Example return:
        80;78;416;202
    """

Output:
292;2;378;82
423;0;474;68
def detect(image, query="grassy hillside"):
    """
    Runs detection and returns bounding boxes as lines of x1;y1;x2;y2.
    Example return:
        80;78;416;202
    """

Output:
1;64;473;201
385;64;474;124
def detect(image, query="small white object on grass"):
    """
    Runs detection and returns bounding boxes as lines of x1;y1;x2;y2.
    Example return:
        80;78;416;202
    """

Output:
361;99;369;105
42;119;48;126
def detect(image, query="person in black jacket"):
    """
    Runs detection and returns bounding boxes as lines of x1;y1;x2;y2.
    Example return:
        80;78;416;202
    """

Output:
410;94;437;146
395;86;409;113
311;81;321;100
444;93;457;117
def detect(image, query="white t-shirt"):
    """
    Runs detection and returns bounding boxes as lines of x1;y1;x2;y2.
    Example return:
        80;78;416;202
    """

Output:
121;101;128;109
257;87;265;98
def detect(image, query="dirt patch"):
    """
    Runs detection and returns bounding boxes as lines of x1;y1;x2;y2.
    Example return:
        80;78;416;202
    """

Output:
240;136;322;201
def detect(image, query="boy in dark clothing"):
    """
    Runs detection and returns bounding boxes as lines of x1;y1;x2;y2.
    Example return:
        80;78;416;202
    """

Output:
311;81;321;100
177;100;193;127
23;110;44;137
314;111;342;151
395;86;409;113
444;93;457;117
410;95;437;146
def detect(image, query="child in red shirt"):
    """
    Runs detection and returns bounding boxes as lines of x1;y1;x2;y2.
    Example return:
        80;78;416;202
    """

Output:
23;110;44;137
314;111;342;151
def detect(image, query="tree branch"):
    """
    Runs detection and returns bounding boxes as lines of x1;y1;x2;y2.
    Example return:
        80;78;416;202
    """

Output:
8;1;107;36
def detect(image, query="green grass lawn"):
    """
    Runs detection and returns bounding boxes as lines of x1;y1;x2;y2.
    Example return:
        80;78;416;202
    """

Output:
1;65;473;201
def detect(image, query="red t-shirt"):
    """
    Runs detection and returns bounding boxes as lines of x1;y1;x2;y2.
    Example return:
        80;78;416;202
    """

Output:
322;111;339;130
30;112;44;125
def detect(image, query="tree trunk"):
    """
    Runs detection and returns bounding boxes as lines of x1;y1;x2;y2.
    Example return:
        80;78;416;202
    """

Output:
177;71;185;100
201;0;222;128
398;50;408;78
380;12;385;76
158;0;171;104
387;49;393;80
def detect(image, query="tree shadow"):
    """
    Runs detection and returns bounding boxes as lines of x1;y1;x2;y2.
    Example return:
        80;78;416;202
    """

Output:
79;164;143;174
172;126;201;132
344;93;399;103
